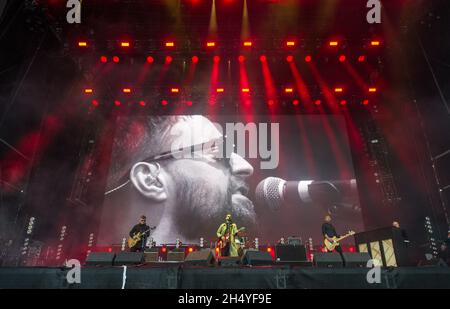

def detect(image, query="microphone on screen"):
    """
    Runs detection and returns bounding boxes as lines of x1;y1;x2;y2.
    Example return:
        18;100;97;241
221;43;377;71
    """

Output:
255;177;358;211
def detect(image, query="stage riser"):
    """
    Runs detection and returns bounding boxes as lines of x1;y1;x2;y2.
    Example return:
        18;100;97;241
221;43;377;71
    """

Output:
0;267;450;289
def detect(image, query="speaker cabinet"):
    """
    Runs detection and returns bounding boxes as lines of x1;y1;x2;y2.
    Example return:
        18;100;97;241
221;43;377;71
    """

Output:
342;253;371;268
184;250;215;266
241;251;273;266
167;251;185;262
85;252;116;266
114;252;144;265
275;244;307;261
144;251;159;262
313;253;343;268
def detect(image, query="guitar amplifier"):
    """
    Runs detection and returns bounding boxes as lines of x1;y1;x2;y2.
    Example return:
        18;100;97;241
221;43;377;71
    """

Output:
144;251;159;262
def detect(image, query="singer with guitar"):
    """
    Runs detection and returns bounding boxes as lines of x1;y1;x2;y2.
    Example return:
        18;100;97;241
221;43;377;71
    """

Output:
128;215;155;252
322;215;355;265
216;214;245;257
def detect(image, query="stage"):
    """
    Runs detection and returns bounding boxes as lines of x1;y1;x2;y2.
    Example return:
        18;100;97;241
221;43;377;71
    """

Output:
1;265;450;289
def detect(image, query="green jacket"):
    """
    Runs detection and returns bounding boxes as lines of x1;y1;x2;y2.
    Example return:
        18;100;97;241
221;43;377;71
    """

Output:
216;222;239;257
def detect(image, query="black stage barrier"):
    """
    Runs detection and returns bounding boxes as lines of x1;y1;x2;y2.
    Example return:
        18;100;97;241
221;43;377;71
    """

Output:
1;266;450;289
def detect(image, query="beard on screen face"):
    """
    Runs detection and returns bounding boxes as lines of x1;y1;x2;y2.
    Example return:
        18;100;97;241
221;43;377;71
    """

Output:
166;161;256;239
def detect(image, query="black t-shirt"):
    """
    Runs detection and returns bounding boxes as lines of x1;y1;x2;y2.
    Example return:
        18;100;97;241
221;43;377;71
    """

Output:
129;223;150;238
322;222;339;238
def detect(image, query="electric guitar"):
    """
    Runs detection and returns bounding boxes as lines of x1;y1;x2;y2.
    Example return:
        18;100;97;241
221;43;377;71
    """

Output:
127;226;156;249
323;230;355;251
217;227;246;249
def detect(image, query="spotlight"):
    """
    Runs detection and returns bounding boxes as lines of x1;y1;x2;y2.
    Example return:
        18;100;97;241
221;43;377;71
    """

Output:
284;88;294;93
146;56;154;64
305;55;312;62
139;100;146;107
362;99;370;105
122;88;132;94
286;55;294;63
100;56;108;63
268;99;275;106
340;100;347;106
161;100;168;106
84;88;93;94
114;100;121;106
191;56;199;63
358;55;366;62
370;40;381;46
292;100;300;106
259;55;267;62
161;246;167;253
91;100;99;107
339;55;346;62
315;99;322;106
243;41;253;47
286;41;296;47
216;88;225;93
241;88;250;93
334;87;344;93
170;88;179;93
267;247;272;253
120;41;130;47
186;101;193;106
112;56;120;63
77;41;88;47
213;55;220;63
206;41;216;47
329;41;339;47
238;55;245;63
188;247;194;253
368;87;377;93
165;56;173;63
165;41;175;47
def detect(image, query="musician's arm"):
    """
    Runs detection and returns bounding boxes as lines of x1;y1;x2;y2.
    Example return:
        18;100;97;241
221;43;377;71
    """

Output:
216;224;225;238
129;225;138;237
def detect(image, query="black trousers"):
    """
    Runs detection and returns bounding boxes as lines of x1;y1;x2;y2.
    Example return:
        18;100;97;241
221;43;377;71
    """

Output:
327;245;346;266
130;241;145;252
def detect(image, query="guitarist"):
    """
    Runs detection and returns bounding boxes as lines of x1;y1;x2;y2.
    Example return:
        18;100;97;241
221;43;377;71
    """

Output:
129;215;151;252
216;214;242;257
322;215;345;264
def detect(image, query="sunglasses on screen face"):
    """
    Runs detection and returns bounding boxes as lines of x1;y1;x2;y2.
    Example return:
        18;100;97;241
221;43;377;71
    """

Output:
105;136;235;195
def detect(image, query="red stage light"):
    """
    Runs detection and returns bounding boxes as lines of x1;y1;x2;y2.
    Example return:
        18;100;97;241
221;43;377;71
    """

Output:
286;55;294;63
215;247;220;253
267;247;272;253
358;55;366;62
371;40;381;46
139;100;146;107
368;87;377;93
108;247;112;253
216;88;225;93
170;88;179;93
334;87;344;93
84;88;93;94
286;41;296;47
91;100;99;107
186;101;193;106
161;100;168;106
329;41;339;47
305;55;312;62
120;41;130;47
192;56;199;63
241;88;250;93
122;88;132;94
315;99;322;106
340;100;347;106
339;54;346;62
165;41;175;47
188;247;194;253
259;55;267;62
206;41;216;47
112;56;120;63
78;41;88;47
165;56;173;63
213;55;220;63
284;87;294;93
244;100;251;106
293;100;300;106
363;99;370;105
114;100;121;106
100;56;108;63
146;56;154;64
238;55;245;63
161;246;167;253
268;99;275;106
243;41;253;47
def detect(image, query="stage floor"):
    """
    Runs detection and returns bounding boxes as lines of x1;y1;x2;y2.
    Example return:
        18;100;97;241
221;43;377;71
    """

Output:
1;265;450;289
